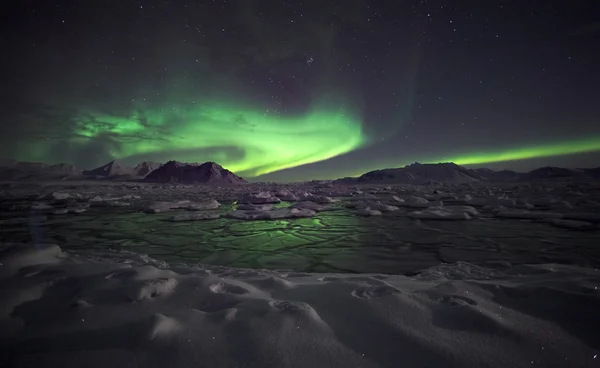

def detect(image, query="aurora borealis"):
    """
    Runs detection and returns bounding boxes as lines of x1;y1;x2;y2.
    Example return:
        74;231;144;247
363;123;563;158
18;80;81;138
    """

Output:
73;103;367;177
447;138;600;167
2;1;599;181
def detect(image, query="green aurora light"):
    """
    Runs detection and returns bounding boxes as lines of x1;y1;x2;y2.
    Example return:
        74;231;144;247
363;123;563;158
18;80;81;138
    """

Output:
443;137;600;166
70;101;367;177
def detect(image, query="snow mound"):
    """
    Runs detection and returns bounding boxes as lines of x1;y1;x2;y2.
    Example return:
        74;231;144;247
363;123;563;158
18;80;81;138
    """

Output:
0;243;64;278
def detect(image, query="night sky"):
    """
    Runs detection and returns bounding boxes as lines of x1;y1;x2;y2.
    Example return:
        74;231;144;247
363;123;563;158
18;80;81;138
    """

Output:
2;0;599;181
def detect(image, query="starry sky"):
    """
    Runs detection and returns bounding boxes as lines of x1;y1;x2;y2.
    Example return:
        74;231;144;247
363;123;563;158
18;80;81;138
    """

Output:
2;0;599;182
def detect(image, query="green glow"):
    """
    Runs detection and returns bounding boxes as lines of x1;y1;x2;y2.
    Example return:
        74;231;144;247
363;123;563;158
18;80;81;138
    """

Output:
442;137;600;166
71;101;367;177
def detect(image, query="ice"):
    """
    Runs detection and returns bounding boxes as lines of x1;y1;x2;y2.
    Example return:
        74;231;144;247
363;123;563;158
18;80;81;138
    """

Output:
225;207;316;220
274;190;300;201
356;208;382;216
169;213;221;221
396;196;431;207
43;191;70;200
180;199;221;211
495;209;564;219
354;202;399;212
30;202;54;211
145;201;189;213
239;192;281;204
145;199;220;213
297;193;336;203
545;219;596;230
408;206;472;220
235;203;273;211
290;201;336;212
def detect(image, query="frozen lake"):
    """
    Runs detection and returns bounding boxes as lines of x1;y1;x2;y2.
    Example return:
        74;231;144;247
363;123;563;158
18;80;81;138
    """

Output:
1;181;599;274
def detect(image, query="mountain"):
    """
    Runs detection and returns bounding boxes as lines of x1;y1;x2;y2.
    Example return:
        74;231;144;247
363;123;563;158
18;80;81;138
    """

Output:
144;161;247;184
39;163;83;178
0;162;83;180
473;168;521;182
2;158;599;184
0;158;16;167
583;167;600;179
472;168;495;178
341;162;600;184
517;166;587;182
352;162;481;184
134;161;162;177
83;160;137;179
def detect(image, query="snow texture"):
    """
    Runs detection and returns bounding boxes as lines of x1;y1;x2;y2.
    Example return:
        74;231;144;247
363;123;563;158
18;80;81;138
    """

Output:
0;243;599;368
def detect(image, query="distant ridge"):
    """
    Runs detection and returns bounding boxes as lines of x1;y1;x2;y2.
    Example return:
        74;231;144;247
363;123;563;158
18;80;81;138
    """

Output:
335;162;600;184
0;161;83;180
1;159;600;183
341;162;481;184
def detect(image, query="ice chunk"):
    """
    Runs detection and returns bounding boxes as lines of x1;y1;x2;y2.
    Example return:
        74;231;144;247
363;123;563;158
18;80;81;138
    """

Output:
225;208;316;220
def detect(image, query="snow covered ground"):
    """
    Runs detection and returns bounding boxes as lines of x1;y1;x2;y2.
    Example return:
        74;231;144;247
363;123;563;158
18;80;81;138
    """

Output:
1;181;599;367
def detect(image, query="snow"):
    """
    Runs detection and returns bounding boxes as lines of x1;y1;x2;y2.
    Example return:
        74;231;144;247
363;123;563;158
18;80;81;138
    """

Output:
1;243;599;367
